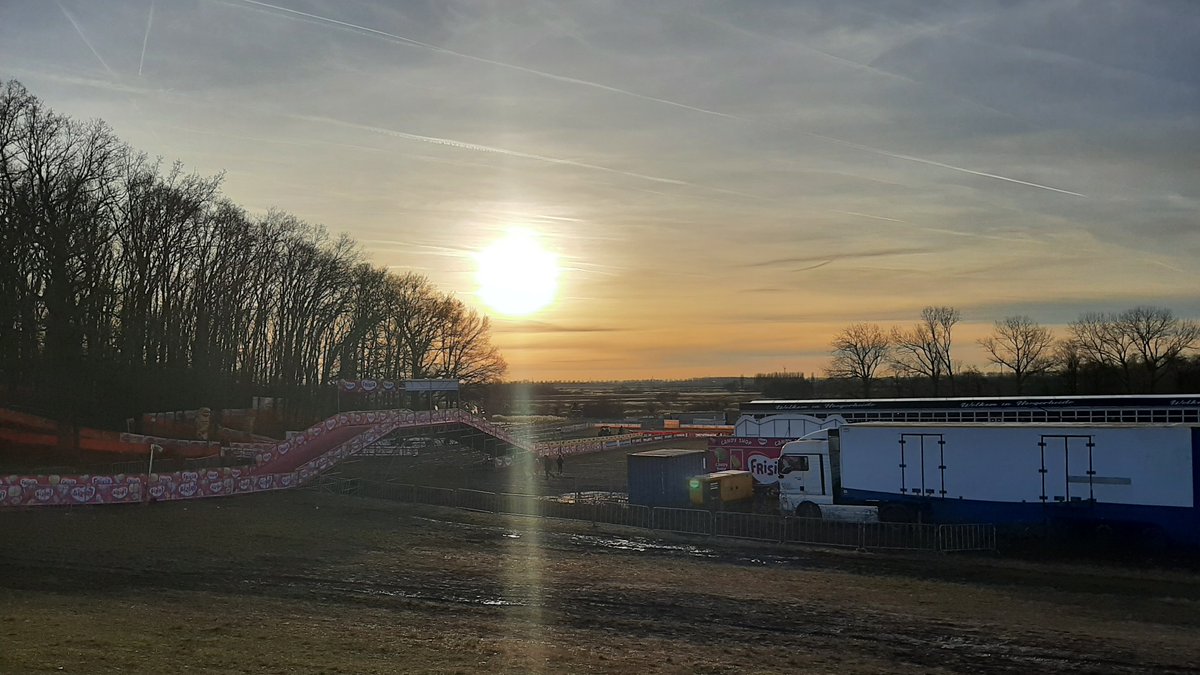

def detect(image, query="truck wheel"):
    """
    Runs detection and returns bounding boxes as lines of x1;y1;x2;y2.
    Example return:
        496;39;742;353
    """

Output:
796;501;822;520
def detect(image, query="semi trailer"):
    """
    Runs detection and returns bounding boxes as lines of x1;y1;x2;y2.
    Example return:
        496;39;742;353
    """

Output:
777;423;1200;546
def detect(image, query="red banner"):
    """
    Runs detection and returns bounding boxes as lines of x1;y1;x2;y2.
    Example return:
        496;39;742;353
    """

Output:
707;437;791;485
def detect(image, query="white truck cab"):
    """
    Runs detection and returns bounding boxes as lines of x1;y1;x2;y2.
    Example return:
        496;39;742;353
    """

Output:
777;430;834;516
778;428;877;522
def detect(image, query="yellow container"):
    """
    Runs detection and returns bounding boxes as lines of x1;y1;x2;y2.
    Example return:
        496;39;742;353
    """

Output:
688;470;755;507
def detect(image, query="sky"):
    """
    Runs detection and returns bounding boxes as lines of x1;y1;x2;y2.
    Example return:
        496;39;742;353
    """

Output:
2;0;1198;381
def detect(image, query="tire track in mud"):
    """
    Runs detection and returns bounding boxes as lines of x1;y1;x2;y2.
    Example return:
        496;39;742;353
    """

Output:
555;587;1179;674
415;515;1198;672
0;553;1190;673
2;509;1196;674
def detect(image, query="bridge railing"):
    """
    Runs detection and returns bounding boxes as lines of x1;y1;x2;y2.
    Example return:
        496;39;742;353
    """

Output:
2;407;710;509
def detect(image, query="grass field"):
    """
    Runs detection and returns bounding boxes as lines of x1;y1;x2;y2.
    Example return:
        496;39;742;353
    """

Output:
3;484;1200;674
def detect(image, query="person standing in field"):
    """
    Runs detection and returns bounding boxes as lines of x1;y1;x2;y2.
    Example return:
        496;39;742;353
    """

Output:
543;455;552;480
556;452;564;477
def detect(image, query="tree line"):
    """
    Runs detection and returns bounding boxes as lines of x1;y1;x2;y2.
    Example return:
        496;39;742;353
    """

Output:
825;305;1200;398
0;80;505;427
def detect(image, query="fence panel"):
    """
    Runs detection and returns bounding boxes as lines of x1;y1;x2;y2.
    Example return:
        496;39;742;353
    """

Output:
360;480;410;502
306;476;359;496
782;517;864;549
713;511;784;542
330;478;361;496
457;489;497;513
386;482;415;502
499;492;544;518
593;502;652;529
541;500;588;521
358;479;383;499
652;507;712;536
860;522;938;551
412;485;456;508
938;524;997;552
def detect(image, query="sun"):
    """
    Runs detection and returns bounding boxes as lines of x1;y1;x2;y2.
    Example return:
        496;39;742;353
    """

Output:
475;229;560;316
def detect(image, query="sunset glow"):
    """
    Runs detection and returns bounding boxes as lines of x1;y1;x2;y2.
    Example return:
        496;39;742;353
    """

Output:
5;1;1195;380
475;230;560;317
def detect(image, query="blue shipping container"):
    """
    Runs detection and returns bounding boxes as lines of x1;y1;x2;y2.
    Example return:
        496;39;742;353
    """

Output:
627;448;707;508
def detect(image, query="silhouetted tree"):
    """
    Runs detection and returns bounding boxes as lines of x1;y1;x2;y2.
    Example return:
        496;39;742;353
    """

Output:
826;322;890;397
1052;339;1083;394
754;372;814;399
891;306;960;396
1118;306;1199;393
1069;312;1137;392
979;316;1055;395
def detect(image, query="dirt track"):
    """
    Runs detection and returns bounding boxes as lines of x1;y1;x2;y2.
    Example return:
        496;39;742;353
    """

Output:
2;488;1200;674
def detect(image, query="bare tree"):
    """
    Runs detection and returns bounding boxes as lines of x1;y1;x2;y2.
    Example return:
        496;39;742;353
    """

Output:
891;306;960;395
386;272;455;380
826;322;890;398
1052;339;1083;394
1117;306;1200;392
0;81;39;383
979;316;1055;394
435;301;507;384
329;263;391;380
1069;312;1138;392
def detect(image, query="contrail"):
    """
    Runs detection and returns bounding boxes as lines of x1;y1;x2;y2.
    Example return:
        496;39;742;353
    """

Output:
230;0;1084;199
809;132;1087;197
56;1;117;78
292;114;685;185
918;226;1037;244
1148;259;1189;275
235;0;738;121
138;0;156;77
291;114;764;200
834;210;908;223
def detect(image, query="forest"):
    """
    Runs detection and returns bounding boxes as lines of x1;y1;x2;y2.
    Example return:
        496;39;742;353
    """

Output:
0;80;505;427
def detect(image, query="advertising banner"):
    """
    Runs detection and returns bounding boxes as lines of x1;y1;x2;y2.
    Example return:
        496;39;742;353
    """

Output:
707;437;791;485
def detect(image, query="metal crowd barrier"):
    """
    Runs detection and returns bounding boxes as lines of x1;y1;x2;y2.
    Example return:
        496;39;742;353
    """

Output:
334;480;995;553
938;523;997;552
310;476;362;496
651;507;712;536
456;488;498;513
713;511;785;542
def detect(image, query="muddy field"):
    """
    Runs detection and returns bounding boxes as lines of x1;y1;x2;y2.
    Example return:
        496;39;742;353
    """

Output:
2;482;1200;674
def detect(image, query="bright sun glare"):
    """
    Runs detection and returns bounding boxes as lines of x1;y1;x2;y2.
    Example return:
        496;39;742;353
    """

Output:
475;229;560;317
